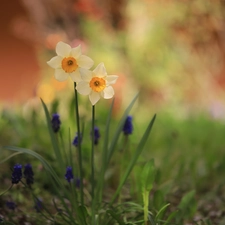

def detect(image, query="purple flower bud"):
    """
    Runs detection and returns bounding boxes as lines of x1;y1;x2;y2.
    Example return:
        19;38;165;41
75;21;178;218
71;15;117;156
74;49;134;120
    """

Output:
90;126;100;145
34;198;43;212
72;133;82;147
51;113;61;133
24;163;34;185
11;164;22;184
65;166;74;183
75;178;80;188
123;116;133;135
6;201;16;210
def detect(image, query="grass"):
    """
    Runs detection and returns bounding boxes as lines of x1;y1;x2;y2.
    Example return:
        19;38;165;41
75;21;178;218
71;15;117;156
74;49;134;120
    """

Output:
0;101;225;224
144;114;225;224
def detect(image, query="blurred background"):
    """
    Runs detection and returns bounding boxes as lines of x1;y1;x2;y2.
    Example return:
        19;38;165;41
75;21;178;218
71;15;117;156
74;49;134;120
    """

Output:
1;0;225;118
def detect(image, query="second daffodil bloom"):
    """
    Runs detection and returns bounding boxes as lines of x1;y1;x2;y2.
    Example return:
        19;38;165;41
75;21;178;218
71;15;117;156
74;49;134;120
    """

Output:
47;41;94;82
76;63;118;105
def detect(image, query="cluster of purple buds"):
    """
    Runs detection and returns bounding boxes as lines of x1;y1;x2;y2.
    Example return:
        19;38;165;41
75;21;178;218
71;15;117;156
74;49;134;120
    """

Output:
65;166;74;183
23;163;34;185
11;163;34;185
11;164;22;184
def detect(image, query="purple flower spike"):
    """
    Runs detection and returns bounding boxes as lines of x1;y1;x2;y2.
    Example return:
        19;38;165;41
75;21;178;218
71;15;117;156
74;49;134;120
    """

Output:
24;163;34;185
91;126;100;145
11;164;22;184
51;113;61;133
72;133;82;147
123;116;133;135
65;166;74;183
34;198;43;212
6;201;16;210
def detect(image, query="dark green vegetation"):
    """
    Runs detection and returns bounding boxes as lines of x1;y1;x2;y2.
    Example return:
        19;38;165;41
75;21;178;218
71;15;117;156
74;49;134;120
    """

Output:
0;101;225;224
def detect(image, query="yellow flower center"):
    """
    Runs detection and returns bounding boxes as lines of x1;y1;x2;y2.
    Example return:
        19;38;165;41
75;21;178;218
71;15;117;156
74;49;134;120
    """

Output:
89;77;106;92
61;57;78;73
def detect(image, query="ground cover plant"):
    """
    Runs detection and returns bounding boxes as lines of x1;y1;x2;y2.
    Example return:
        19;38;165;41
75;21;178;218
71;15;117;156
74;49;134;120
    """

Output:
1;41;225;225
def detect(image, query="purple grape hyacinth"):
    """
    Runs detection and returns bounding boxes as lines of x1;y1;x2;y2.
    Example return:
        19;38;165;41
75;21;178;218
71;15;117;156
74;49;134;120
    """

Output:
11;164;22;184
6;201;16;210
34;198;43;212
65;166;74;183
51;113;61;133
90;126;100;145
72;133;82;147
24;163;34;185
123;115;133;135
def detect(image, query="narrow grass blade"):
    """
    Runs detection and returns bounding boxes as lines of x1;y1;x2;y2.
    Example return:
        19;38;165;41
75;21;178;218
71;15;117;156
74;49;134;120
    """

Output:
41;99;64;169
110;114;156;204
155;203;170;220
107;209;126;225
95;94;139;207
0;152;22;164
204;219;213;225
141;159;156;224
164;210;178;225
73;84;84;205
141;159;156;192
176;190;196;222
95;98;114;206
0;185;12;197
4;146;62;184
107;93;139;164
148;214;156;225
77;205;88;225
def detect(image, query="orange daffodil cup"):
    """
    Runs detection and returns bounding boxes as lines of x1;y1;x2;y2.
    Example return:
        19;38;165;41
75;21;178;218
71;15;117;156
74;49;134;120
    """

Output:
47;41;94;82
77;63;118;105
47;41;118;105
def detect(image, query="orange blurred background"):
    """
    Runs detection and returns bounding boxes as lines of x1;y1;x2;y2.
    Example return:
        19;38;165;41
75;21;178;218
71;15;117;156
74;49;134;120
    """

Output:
1;0;225;118
0;0;40;103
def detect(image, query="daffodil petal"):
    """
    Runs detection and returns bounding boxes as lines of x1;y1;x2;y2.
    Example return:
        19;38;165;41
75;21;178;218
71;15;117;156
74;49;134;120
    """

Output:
70;69;82;82
76;81;91;95
89;91;101;105
47;56;62;69
54;69;69;81
93;62;107;77
105;75;118;85
77;55;94;69
80;68;93;82
56;41;71;57
102;86;114;99
71;45;81;58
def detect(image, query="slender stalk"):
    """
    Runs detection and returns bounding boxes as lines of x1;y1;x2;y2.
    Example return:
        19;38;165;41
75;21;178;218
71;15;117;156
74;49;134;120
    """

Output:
0;184;13;196
74;82;84;205
94;99;114;208
91;105;95;224
91;105;95;198
21;181;55;222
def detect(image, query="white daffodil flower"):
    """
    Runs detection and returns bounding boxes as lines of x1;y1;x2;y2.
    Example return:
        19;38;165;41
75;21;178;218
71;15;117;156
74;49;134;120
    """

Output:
76;63;118;105
47;41;94;82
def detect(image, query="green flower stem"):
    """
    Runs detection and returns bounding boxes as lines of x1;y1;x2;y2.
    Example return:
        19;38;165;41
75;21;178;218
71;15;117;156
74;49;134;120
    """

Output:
0;184;13;196
74;82;84;205
91;105;95;224
21;180;55;222
59;131;68;165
